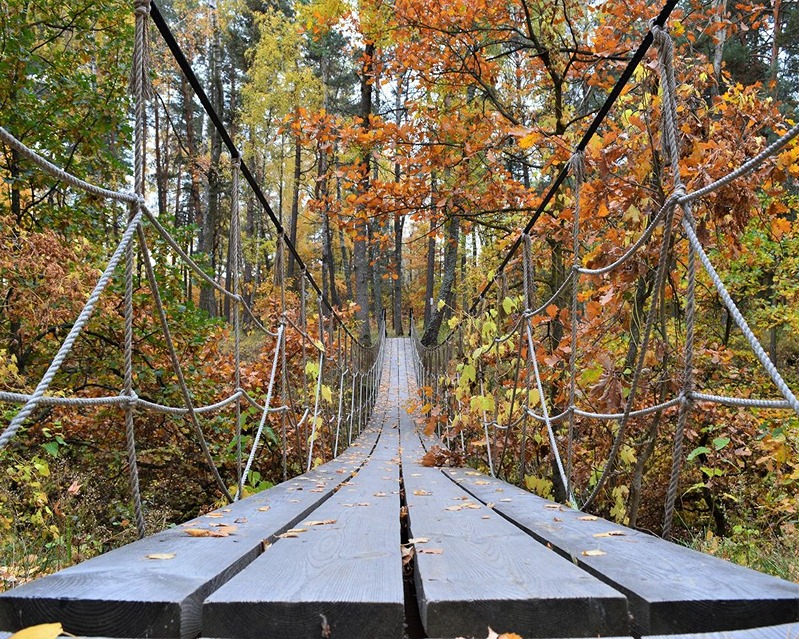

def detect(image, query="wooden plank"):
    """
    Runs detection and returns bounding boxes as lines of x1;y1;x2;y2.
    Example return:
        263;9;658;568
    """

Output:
399;419;628;638
644;622;799;639
0;428;381;639
446;468;799;636
202;350;404;639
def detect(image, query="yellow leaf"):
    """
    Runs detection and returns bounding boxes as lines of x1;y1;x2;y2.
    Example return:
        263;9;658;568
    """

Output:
185;528;212;537
9;624;63;639
577;515;598;521
304;519;337;526
582;549;607;556
146;553;176;560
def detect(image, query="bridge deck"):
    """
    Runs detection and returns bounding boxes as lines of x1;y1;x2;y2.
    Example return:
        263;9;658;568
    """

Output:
0;339;797;639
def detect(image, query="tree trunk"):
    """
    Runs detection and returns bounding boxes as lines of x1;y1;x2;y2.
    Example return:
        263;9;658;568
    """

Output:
422;215;459;346
287;133;301;281
353;41;375;344
199;6;224;317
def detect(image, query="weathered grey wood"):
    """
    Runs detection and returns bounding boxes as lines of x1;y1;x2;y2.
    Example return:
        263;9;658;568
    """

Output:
394;346;629;638
203;343;405;639
644;622;799;639
446;468;799;636
0;428;380;639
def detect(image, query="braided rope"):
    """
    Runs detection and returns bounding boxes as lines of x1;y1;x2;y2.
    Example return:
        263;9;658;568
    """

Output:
567;151;585;499
238;324;284;498
682;215;799;414
525;319;574;504
0;210;143;449
230;156;243;496
137;229;233;502
0;127;138;203
582;199;677;510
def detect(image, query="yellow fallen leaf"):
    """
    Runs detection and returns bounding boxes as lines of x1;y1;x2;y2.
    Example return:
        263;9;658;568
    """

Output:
9;623;63;639
287;528;307;534
408;537;429;544
578;515;598;521
582;549;607;556
304;520;337;526
413;490;431;496
258;506;271;512
474;480;490;485
185;528;212;537
146;553;176;560
464;503;481;509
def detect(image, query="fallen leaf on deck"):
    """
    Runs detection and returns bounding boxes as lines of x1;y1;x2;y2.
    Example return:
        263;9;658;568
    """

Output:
593;530;626;538
304;520;337;526
500;498;512;502
234;517;248;524
544;504;560;509
287;528;307;534
258;506;271;511
445;505;462;511
578;515;598;521
146;553;176;560
185;528;212;537
486;502;495;509
465;503;481;509
408;537;429;544
278;532;300;538
374;491;387;497
474;480;489;485
482;515;491;519
9;623;63;639
413;490;431;496
581;549;607;556
206;513;223;518
210;525;238;535
553;517;563;522
418;548;443;554
357;502;370;507
401;545;415;566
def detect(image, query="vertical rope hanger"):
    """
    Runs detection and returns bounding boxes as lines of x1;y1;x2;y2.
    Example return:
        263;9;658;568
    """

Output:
126;0;153;539
652;22;693;539
567;151;585;506
230;156;244;497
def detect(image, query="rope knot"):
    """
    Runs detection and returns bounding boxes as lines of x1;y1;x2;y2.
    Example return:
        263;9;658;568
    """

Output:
133;0;151;14
124;390;139;408
569;150;586;184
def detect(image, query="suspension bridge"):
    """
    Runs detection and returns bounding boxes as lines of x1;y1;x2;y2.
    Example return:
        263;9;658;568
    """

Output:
1;0;799;637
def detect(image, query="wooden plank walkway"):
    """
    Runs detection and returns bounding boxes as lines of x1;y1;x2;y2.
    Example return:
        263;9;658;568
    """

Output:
0;338;797;639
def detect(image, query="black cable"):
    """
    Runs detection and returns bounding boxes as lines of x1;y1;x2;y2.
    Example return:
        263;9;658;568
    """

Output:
467;0;679;316
149;1;366;344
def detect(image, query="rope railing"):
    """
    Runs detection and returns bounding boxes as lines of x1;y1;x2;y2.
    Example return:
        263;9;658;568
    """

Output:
0;0;386;538
412;14;799;538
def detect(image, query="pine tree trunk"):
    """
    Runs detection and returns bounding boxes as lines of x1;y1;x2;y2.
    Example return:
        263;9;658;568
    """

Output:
287;134;301;281
353;41;375;344
422;215;459;346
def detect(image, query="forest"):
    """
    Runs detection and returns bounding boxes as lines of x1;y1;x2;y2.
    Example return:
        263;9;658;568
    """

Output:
1;0;798;587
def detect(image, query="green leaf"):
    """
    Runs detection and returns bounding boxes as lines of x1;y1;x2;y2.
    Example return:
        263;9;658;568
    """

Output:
42;441;59;458
687;446;711;461
460;363;476;386
712;436;730;451
502;296;515;314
